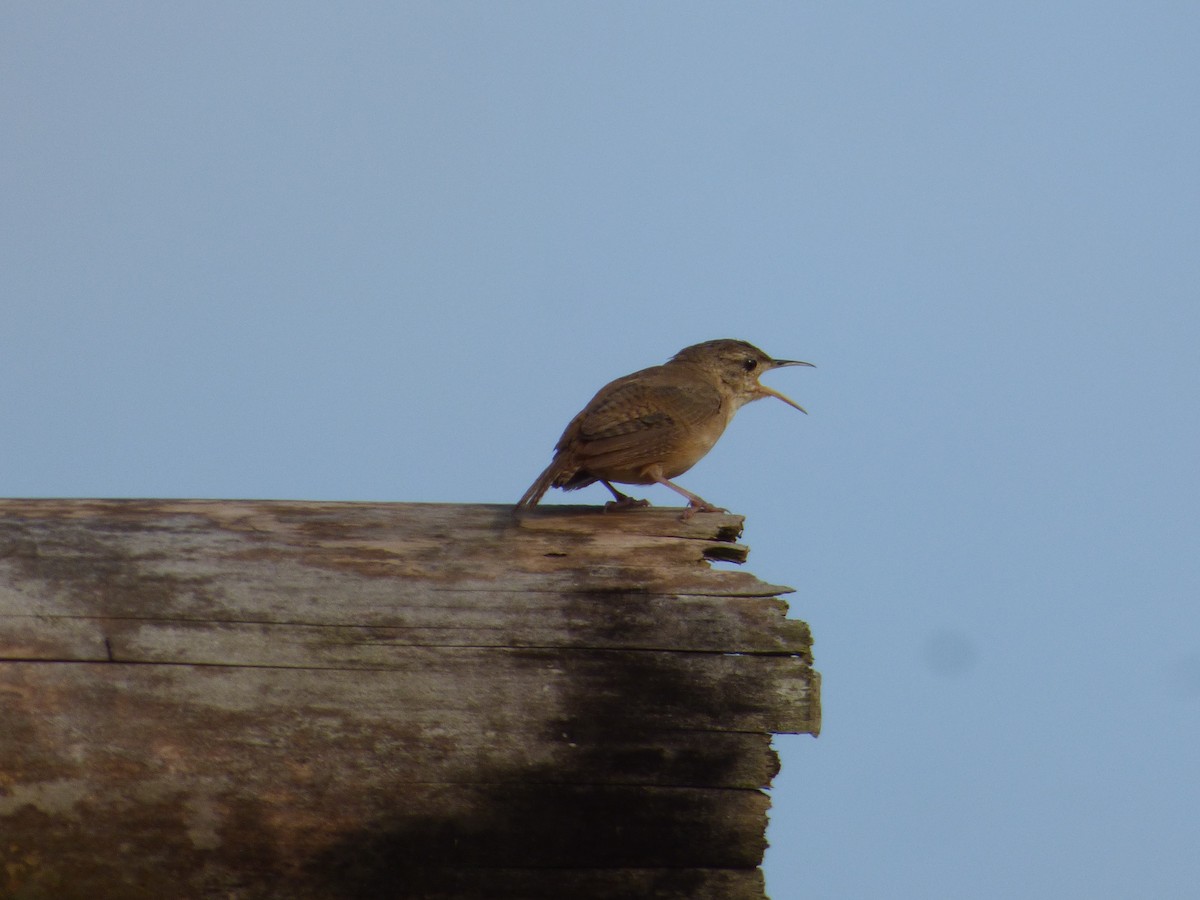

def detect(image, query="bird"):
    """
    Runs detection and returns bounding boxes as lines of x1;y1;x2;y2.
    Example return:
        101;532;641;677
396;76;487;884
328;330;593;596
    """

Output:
516;339;813;518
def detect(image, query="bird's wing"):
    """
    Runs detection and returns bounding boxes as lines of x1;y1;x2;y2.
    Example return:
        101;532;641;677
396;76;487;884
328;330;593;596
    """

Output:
559;371;723;466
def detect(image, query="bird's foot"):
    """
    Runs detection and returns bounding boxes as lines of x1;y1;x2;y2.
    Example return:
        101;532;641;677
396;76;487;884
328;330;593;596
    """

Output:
603;496;652;513
680;499;726;520
600;481;651;512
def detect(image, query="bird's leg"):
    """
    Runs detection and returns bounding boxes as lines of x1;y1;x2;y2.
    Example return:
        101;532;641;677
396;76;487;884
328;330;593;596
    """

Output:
646;467;726;519
601;480;651;512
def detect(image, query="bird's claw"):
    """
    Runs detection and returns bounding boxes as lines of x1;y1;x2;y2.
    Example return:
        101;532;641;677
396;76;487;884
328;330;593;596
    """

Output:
603;497;651;513
680;500;726;520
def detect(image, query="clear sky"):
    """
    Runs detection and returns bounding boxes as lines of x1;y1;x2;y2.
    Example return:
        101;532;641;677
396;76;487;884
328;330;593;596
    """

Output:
4;4;1198;898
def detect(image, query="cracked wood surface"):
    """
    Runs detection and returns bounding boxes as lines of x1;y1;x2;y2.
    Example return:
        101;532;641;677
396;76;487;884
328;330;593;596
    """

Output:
0;499;819;900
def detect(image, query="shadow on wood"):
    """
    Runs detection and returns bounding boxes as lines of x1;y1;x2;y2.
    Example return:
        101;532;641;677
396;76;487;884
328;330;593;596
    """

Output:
0;500;819;899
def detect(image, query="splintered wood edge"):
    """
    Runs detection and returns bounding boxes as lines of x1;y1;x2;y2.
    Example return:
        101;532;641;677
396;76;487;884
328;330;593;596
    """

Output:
508;505;757;569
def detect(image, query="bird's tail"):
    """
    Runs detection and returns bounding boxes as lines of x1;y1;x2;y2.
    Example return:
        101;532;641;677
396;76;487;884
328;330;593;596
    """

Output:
515;462;560;510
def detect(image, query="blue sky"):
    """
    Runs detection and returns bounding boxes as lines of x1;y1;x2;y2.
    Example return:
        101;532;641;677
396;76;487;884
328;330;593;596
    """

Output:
4;4;1199;897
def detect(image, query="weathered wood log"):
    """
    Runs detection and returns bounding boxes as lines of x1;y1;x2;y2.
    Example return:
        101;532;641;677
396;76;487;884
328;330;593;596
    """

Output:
0;500;819;899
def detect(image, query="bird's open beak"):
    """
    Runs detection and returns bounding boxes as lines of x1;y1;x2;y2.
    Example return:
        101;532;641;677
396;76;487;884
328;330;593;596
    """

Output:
759;359;814;414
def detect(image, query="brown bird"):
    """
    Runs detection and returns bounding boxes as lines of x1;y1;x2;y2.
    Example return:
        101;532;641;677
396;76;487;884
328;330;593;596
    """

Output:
516;339;813;517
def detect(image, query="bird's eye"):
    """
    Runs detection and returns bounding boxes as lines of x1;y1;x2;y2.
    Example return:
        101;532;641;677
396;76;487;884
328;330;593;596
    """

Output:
743;358;758;372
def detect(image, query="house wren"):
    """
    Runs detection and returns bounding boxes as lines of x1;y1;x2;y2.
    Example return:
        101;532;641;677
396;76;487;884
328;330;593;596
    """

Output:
516;339;813;517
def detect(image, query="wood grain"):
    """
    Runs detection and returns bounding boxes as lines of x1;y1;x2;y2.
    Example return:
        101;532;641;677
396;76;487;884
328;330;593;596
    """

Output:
0;500;818;899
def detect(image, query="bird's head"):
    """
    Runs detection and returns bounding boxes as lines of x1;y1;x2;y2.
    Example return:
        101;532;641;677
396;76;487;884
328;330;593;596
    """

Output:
672;339;814;412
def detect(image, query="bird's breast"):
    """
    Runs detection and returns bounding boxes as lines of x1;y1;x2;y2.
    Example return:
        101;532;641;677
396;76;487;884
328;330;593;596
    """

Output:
654;404;733;478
